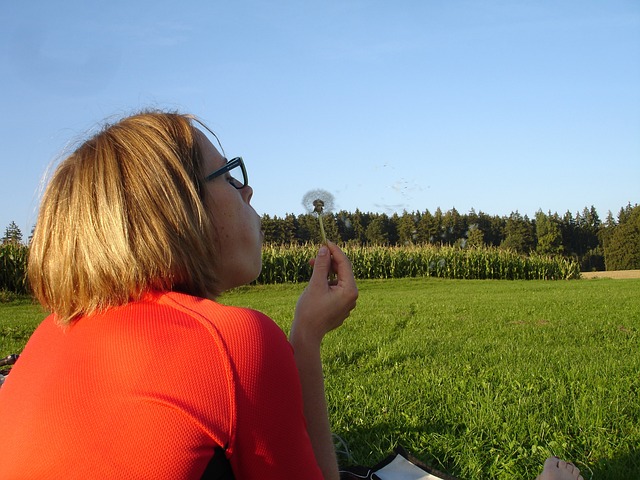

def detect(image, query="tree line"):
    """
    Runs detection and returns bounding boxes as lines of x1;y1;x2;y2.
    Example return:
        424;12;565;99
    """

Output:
260;203;640;271
3;203;639;272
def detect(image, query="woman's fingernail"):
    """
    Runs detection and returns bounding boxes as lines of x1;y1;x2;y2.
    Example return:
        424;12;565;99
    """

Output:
318;246;329;256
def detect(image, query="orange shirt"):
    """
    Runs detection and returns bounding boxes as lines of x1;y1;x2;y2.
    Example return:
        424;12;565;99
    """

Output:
0;292;323;479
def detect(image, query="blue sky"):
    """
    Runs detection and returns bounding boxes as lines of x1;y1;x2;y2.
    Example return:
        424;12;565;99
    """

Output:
1;1;639;237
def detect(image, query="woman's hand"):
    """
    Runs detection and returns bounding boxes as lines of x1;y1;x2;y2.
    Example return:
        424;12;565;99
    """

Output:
291;242;358;347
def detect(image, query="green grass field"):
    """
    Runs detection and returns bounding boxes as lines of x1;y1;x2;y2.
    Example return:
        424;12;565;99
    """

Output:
2;278;639;479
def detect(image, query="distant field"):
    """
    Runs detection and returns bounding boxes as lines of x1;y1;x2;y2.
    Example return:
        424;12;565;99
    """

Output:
581;269;640;279
2;278;639;480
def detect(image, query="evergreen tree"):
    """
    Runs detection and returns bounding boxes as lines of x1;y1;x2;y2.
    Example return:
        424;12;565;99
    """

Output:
281;214;298;244
433;208;445;244
599;211;617;252
350;210;367;245
559;211;577;257
297;214;318;244
480;212;504;247
617;202;634;224
2;221;23;245
442;207;466;245
415;210;435;244
261;214;279;244
397;211;418;245
365;214;389;245
572;206;601;256
605;204;640;270
336;211;354;244
535;211;564;255
501;212;535;253
387;213;399;245
466;224;485;248
322;214;340;243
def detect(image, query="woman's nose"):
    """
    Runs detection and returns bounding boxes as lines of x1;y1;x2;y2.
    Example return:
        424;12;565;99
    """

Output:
242;184;253;204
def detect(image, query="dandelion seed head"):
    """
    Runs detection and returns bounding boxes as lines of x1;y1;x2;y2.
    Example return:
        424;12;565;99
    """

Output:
302;189;335;215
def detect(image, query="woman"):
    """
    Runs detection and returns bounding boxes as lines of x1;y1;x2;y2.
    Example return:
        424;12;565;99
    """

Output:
0;111;357;479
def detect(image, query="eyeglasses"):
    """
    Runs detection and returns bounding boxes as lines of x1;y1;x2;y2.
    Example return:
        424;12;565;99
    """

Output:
205;157;248;190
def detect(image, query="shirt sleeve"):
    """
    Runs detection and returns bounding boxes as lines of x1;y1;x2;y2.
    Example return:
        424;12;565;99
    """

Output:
218;307;324;480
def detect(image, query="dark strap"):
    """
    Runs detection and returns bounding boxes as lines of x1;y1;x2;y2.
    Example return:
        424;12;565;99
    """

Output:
201;447;235;480
0;354;19;367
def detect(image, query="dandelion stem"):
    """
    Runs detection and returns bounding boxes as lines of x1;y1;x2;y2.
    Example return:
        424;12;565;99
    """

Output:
318;214;328;245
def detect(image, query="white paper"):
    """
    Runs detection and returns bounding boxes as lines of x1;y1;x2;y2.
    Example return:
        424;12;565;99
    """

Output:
373;454;444;480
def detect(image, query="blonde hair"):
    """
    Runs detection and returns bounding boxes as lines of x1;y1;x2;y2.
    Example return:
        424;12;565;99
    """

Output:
28;111;222;325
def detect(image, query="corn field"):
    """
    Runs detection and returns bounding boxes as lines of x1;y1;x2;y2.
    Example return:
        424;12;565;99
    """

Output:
0;243;580;295
258;244;580;284
0;243;29;295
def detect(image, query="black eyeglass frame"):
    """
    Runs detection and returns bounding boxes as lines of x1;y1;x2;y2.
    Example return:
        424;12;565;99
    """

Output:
204;157;248;189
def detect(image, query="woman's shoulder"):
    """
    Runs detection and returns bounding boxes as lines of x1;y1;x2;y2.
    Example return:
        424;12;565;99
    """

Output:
154;291;284;341
156;291;294;373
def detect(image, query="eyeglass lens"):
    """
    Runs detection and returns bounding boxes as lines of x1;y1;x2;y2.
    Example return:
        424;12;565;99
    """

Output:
228;161;246;188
